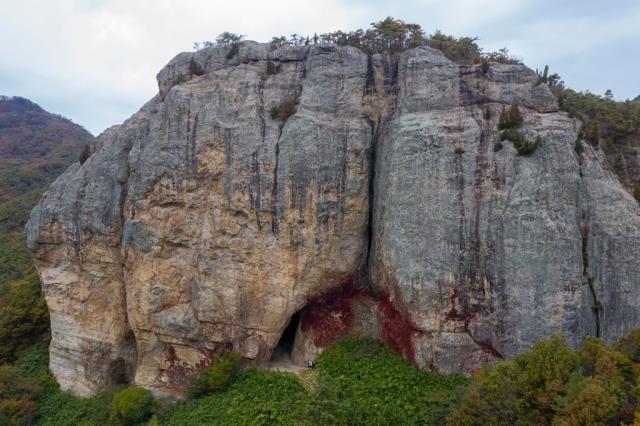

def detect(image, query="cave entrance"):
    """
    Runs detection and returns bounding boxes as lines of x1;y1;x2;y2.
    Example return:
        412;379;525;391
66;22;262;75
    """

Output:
269;310;303;371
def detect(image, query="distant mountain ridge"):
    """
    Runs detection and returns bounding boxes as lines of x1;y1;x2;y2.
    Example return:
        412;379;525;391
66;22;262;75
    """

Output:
0;95;94;233
634;94;640;102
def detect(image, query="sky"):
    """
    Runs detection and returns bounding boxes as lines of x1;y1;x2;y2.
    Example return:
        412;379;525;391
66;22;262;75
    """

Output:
1;0;638;135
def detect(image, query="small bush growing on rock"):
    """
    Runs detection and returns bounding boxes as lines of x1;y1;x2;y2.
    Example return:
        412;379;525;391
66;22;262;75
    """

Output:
258;61;281;81
454;144;465;154
575;137;584;155
79;144;91;165
498;103;524;130
269;105;279;120
270;93;299;122
496;102;539;154
515;135;540;156
497;106;508;130
187;351;243;398
266;60;280;75
499;128;524;143
582;120;601;146
215;32;244;45
257;69;268;81
499;130;540;155
225;44;240;60
110;387;156;425
480;58;490;74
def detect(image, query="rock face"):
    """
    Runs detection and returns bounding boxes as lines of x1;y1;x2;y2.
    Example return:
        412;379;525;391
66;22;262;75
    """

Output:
26;42;640;396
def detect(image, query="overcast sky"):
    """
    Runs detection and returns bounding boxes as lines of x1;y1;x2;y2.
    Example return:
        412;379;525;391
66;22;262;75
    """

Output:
1;0;638;135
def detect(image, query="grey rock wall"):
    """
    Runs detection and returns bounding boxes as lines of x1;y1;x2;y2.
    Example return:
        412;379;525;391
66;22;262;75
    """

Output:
26;43;640;396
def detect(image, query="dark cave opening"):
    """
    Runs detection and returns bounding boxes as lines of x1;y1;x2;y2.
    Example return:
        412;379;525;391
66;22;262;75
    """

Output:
270;310;301;363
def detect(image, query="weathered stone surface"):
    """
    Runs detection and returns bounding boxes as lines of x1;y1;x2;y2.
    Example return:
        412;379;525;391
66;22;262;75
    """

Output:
26;43;640;395
29;43;373;396
369;46;640;373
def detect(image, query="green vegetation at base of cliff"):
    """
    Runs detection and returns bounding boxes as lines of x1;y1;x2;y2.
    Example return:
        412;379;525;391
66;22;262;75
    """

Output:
2;340;466;426
165;370;309;426
449;333;640;425
166;339;467;426
5;334;640;425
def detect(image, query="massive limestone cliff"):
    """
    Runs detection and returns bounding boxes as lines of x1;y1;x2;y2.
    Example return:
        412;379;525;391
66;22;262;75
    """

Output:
26;42;640;397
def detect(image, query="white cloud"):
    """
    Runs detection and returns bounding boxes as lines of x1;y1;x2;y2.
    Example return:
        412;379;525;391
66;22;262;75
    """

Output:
0;0;367;134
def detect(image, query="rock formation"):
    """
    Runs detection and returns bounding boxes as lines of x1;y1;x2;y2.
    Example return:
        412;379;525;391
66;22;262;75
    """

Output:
26;42;640;397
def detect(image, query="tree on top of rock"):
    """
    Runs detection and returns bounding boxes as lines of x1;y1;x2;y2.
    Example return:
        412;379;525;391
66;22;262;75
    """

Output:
215;32;244;45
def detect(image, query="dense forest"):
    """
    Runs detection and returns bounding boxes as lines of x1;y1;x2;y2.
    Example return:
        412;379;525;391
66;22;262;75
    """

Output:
0;96;92;424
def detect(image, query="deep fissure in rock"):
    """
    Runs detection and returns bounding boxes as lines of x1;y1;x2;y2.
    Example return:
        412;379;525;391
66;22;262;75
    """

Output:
581;222;601;337
576;136;601;338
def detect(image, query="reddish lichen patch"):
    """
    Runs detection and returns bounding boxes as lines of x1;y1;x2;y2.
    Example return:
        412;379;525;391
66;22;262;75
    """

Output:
301;276;367;347
159;344;219;393
300;272;456;368
445;288;476;327
378;291;416;363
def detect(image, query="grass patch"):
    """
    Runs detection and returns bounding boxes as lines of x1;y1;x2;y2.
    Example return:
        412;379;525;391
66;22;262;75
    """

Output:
311;339;469;425
164;369;308;426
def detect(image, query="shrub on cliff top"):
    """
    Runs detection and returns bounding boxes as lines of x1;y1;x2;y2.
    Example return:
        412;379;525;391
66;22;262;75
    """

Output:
196;18;521;65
